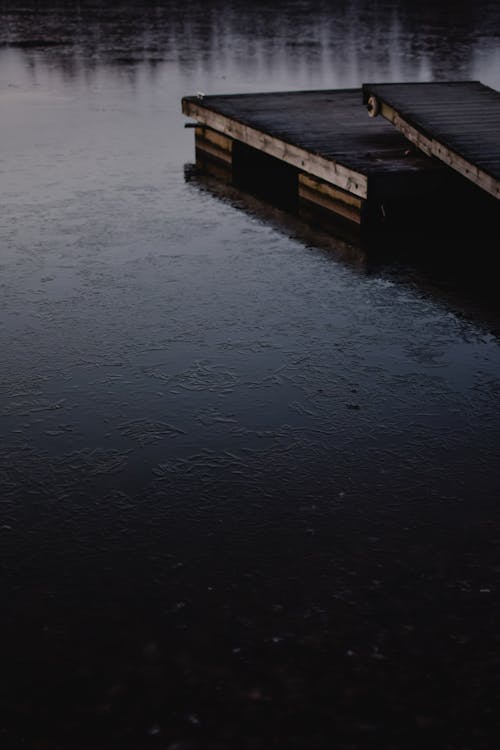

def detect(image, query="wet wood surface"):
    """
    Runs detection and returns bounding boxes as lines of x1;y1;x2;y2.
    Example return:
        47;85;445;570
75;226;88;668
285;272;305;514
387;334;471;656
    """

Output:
182;89;447;201
362;81;500;200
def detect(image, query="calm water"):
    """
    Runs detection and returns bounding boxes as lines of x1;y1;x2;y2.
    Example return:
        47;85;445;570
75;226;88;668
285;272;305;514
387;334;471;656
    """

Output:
1;2;500;748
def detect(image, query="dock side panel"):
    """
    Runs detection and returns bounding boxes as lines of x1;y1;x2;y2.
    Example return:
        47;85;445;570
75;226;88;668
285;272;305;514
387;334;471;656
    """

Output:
195;125;233;182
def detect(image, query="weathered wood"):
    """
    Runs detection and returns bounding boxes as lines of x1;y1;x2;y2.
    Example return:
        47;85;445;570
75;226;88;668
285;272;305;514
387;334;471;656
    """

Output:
299;174;362;209
196;126;233;154
362;81;500;200
195;139;232;165
182;88;495;232
184;95;368;198
195;126;233;165
182;90;457;205
194;151;232;183
298;174;362;224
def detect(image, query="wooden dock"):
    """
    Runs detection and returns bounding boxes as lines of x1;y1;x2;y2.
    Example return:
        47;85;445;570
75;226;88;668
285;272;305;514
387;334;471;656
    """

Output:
182;86;497;237
362;81;500;200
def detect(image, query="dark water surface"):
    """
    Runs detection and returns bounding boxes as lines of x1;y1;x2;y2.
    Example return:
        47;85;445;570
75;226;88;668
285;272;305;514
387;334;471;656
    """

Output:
1;2;500;748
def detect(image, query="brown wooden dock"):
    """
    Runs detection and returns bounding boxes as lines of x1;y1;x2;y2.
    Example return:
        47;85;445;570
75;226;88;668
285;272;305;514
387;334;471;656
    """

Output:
182;87;496;236
362;81;500;200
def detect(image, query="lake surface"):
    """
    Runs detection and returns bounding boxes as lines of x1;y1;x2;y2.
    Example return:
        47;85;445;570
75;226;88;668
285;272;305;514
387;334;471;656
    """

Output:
1;2;500;748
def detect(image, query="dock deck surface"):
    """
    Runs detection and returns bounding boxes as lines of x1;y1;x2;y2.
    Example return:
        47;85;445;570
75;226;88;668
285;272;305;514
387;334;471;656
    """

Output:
362;81;500;199
182;89;445;201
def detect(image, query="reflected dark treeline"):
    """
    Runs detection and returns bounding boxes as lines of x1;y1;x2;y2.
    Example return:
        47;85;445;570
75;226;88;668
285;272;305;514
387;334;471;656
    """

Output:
1;0;500;83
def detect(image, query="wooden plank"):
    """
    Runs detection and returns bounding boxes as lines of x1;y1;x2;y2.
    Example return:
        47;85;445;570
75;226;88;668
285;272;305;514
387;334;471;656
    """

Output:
194;153;232;184
195;137;232;165
298;174;362;224
196;126;233;154
299;184;362;224
362;81;500;200
183;97;368;199
299;173;362;209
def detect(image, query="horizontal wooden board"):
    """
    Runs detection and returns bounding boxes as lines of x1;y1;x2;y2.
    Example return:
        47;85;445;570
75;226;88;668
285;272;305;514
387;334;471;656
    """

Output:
196;126;233;153
195;134;232;164
194;152;232;183
299;173;362;210
298;183;362;224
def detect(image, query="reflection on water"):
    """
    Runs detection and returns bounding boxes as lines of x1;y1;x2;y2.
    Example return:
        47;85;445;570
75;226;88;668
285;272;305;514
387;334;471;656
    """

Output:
1;2;500;748
1;0;500;90
186;168;500;332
